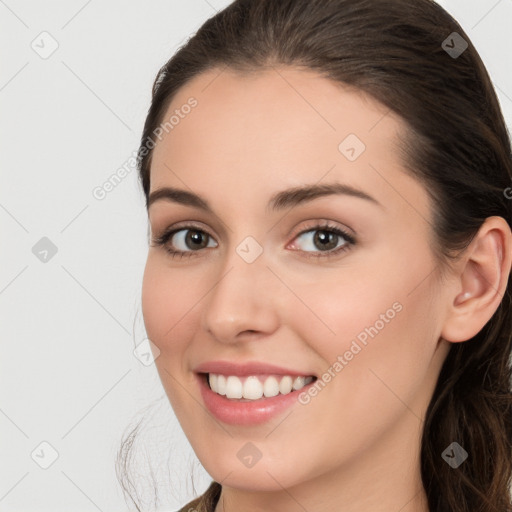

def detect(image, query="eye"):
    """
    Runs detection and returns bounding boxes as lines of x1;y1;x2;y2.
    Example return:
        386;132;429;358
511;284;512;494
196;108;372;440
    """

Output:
151;221;356;260
151;225;218;259
288;222;356;258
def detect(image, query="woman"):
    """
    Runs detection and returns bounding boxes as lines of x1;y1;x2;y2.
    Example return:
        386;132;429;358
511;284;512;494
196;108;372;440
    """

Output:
118;1;512;511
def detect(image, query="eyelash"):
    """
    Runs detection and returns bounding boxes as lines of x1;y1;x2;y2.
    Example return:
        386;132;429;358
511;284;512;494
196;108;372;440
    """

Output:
151;221;356;260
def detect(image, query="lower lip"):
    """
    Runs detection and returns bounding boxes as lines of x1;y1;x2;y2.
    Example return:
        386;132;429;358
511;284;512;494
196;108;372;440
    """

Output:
196;374;316;426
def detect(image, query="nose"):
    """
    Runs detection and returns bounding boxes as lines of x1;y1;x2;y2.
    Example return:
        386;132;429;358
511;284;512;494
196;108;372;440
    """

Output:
201;246;280;344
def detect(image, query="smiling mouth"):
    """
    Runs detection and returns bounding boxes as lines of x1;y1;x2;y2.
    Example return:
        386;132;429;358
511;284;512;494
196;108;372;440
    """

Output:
200;372;317;401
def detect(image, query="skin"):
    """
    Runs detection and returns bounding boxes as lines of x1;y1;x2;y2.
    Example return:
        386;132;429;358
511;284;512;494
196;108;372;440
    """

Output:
141;66;512;512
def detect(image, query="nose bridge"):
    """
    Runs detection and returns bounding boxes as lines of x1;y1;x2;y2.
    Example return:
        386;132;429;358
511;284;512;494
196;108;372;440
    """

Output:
201;236;278;342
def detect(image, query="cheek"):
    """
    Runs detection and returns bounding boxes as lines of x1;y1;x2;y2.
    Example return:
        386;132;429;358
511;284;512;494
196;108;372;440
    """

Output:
141;256;203;355
281;239;409;360
281;278;437;474
284;270;400;361
335;298;436;428
294;248;437;405
141;257;206;417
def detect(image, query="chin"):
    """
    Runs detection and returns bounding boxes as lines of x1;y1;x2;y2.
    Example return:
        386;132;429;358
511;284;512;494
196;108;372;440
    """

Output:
198;449;314;492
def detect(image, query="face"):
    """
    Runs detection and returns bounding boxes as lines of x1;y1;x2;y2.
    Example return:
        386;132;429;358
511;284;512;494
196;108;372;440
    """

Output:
141;66;451;492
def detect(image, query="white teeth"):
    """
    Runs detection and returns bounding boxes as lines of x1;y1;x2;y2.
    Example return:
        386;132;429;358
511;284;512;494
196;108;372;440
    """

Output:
216;374;226;395
292;376;306;390
209;373;218;392
243;376;263;400
263;376;280;397
207;373;314;400
226;375;243;399
279;375;293;394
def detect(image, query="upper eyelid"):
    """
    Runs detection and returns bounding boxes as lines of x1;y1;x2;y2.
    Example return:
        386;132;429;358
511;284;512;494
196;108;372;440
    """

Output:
154;217;354;236
152;220;211;238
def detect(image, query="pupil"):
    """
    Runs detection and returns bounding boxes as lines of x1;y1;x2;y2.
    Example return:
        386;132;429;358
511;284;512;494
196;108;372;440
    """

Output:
315;231;337;250
188;230;207;249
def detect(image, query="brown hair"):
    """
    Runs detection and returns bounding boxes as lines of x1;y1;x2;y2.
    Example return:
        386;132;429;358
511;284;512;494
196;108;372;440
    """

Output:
117;1;512;511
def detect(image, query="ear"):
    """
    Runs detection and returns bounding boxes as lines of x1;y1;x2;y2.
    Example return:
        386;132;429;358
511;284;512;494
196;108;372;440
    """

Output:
441;216;512;343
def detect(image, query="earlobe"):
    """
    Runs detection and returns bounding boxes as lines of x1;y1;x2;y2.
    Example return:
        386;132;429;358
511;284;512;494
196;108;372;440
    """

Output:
441;216;512;344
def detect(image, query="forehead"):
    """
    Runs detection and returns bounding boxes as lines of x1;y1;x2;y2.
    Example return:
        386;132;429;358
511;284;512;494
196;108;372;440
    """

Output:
152;66;396;166
149;66;429;222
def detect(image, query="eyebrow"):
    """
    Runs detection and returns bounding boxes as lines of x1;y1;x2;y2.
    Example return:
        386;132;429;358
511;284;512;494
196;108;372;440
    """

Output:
147;182;383;213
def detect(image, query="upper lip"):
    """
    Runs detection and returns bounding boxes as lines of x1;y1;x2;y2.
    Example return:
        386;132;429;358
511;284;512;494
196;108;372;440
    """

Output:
194;360;316;378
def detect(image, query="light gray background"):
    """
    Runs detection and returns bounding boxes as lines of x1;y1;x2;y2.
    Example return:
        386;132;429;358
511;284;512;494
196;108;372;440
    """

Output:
1;1;511;511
